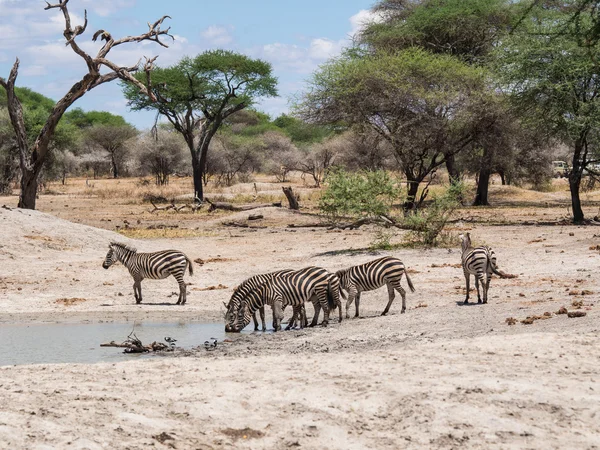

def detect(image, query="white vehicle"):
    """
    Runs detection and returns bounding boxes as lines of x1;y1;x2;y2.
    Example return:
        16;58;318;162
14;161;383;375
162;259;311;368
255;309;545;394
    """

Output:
552;160;569;178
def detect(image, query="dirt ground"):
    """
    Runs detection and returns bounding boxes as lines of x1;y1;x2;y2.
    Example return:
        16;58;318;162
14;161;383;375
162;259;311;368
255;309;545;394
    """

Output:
1;178;600;449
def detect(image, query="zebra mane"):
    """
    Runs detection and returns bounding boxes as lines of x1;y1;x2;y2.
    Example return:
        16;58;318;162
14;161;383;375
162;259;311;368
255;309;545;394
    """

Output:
109;241;137;253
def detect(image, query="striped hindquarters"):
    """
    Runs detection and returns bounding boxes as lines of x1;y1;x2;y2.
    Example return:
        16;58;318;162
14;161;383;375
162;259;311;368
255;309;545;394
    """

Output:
133;250;190;279
343;256;414;293
462;246;492;276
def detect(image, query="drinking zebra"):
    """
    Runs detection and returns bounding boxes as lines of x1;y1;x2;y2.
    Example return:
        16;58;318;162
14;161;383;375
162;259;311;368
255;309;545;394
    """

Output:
224;269;294;332
459;232;503;304
102;242;194;305
336;256;415;318
230;266;341;332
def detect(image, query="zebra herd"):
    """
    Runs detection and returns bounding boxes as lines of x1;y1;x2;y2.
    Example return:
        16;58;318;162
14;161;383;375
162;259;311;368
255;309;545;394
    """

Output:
101;232;504;332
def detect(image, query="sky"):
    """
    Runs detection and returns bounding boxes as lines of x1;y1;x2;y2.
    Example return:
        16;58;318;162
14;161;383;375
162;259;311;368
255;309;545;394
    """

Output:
0;0;377;129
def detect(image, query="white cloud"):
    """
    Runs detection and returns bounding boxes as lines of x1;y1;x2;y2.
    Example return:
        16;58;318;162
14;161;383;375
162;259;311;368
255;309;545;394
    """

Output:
308;38;344;60
200;25;234;47
349;9;384;38
20;65;47;77
79;0;136;17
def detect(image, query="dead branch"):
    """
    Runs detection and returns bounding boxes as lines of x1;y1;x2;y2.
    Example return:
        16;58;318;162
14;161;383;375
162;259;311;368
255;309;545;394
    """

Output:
223;221;267;229
149;201;175;213
205;199;282;212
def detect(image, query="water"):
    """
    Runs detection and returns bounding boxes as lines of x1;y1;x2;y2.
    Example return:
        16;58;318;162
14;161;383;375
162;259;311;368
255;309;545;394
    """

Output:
0;322;235;366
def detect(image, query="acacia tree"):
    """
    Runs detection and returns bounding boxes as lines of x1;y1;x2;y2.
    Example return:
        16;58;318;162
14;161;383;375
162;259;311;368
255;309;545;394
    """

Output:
122;50;277;201
0;0;172;209
361;0;514;203
497;2;600;223
297;48;485;211
85;124;137;178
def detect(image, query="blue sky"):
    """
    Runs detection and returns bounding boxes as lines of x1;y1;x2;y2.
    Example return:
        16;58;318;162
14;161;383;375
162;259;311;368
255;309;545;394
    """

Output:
0;0;377;129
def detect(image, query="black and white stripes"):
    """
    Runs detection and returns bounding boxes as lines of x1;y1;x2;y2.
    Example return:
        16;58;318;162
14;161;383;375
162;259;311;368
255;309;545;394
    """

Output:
102;242;193;305
459;232;503;304
230;266;341;332
336;256;415;318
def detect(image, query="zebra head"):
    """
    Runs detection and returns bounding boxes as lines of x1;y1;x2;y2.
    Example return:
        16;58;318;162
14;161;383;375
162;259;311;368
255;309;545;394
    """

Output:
102;245;116;269
335;268;351;292
224;299;238;332
458;233;471;252
230;300;252;332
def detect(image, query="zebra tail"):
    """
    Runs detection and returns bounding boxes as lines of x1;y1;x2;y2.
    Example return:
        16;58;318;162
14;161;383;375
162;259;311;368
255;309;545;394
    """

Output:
404;269;416;293
327;281;336;310
186;256;194;276
488;258;503;278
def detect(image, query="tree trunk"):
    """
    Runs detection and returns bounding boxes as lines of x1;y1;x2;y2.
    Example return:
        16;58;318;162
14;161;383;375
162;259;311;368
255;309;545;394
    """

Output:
473;168;491;206
191;155;204;202
499;170;506;185
404;179;420;213
111;154;119;179
18;168;38;209
445;154;460;184
473;146;493;206
570;138;585;223
282;186;300;210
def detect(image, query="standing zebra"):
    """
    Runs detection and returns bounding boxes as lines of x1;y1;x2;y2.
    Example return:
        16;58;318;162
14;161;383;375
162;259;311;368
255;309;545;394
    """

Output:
224;269;294;332
336;256;415;319
230;266;340;332
459;232;503;304
102;242;193;305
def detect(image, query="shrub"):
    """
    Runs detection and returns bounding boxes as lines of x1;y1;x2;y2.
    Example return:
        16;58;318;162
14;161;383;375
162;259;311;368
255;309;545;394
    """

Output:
318;169;401;220
403;181;466;246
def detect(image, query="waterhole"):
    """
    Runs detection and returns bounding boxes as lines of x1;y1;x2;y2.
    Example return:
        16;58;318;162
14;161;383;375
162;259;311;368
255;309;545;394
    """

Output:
0;322;240;366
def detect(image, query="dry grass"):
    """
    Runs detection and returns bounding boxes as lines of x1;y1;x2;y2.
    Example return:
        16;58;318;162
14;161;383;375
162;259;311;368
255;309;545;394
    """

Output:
118;228;218;239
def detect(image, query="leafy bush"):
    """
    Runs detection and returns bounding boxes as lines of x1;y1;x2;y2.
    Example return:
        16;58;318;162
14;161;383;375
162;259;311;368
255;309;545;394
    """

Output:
403;181;466;246
318;169;401;220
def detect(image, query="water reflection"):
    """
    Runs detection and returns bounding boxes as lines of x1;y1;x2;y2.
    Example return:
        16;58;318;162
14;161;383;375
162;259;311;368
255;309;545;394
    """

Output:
0;322;236;366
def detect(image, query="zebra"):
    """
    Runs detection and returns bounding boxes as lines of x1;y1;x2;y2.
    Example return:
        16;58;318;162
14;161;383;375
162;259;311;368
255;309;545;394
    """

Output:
336;256;415;319
459;232;503;304
230;267;341;332
224;269;295;332
102;242;194;305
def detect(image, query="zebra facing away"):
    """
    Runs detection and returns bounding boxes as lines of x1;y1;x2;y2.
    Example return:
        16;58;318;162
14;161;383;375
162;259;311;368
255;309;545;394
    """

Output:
230;266;340;332
224;269;295;332
102;242;194;305
336;256;415;319
459;232;503;304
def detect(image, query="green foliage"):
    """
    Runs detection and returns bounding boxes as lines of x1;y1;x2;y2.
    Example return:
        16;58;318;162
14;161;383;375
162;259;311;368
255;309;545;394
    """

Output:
123;50;278;117
362;0;512;62
63;108;129;128
273;114;334;144
318;169;401;220
403;181;466;246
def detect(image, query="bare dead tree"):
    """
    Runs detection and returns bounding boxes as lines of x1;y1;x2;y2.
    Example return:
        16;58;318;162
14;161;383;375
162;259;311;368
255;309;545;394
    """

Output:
0;0;173;209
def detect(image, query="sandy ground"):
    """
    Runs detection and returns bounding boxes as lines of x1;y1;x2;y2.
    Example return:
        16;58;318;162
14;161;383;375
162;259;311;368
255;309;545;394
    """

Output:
1;198;600;449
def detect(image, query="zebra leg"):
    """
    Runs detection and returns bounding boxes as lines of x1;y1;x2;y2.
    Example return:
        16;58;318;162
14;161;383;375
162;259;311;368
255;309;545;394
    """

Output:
392;283;407;314
382;281;399;315
273;300;284;332
252;312;260;331
475;274;483;304
309;301;321;327
133;280;142;304
259;306;266;331
463;271;470;304
174;274;186;305
345;286;358;319
483;273;491;304
355;292;361;318
285;306;298;331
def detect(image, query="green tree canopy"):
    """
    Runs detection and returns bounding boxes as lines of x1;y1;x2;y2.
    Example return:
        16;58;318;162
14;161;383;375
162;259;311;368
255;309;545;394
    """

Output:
122;49;278;201
495;1;600;222
297;48;487;210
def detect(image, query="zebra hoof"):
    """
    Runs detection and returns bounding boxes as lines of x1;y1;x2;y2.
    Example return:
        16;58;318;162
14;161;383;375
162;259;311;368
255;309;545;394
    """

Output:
478;299;482;304
463;300;469;305
401;309;406;314
483;300;488;304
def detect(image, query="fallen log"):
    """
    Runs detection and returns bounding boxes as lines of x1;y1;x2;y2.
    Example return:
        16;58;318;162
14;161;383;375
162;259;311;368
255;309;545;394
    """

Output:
205;198;282;212
223;221;267;229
